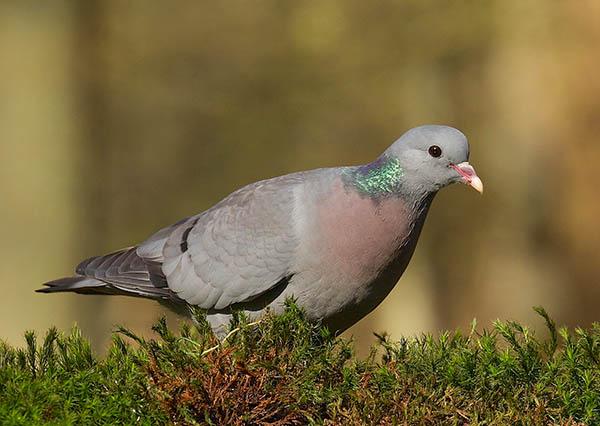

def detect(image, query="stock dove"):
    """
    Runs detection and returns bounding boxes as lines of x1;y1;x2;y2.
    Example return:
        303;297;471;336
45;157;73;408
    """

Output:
39;125;483;334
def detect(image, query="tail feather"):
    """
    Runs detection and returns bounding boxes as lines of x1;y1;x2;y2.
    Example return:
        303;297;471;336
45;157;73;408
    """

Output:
38;247;184;304
37;275;183;302
37;277;114;295
76;248;149;285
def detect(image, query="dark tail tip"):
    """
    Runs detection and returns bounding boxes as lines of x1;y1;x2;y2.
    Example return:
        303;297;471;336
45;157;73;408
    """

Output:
37;276;106;295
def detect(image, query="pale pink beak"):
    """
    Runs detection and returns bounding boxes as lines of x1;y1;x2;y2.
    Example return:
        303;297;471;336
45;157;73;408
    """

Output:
450;162;484;194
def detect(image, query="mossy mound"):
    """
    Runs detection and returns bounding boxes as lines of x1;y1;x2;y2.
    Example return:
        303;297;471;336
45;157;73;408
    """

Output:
1;303;598;425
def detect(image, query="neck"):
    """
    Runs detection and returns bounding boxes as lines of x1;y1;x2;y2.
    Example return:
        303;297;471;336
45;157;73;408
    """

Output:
344;155;435;205
344;155;403;198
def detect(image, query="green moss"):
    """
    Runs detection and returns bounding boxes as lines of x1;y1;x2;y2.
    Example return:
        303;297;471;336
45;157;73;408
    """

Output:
1;304;599;425
0;327;166;425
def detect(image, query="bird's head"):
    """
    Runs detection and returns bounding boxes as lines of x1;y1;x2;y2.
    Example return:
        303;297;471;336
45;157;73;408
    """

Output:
385;125;483;195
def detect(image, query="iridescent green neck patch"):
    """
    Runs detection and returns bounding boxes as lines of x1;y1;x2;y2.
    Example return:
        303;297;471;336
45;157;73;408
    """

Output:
344;156;404;197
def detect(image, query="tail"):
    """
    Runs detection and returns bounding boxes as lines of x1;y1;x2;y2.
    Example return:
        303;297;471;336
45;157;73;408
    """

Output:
37;276;114;295
37;247;184;304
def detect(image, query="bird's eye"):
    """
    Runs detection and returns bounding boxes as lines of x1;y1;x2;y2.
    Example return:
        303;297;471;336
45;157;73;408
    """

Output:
428;145;442;158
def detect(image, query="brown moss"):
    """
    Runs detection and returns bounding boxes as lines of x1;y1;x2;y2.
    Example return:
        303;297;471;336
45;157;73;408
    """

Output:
148;347;310;425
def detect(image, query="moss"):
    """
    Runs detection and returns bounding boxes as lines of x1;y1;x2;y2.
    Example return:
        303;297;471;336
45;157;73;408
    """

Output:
1;303;598;425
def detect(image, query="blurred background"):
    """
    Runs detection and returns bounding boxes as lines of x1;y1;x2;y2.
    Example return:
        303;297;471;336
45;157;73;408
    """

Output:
1;1;599;355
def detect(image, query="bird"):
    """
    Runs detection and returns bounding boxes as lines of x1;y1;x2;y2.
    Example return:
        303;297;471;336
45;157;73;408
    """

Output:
38;125;483;335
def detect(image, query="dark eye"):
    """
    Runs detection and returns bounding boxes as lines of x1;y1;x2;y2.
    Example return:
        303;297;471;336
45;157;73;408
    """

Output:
428;145;442;158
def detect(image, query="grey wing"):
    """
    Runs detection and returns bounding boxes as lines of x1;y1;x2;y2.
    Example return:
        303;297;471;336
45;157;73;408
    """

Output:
143;174;303;311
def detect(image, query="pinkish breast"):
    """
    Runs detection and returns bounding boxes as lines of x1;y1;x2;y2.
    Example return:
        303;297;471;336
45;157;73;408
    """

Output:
316;179;414;282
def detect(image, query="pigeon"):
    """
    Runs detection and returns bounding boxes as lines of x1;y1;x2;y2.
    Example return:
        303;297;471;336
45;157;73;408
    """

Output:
39;125;483;334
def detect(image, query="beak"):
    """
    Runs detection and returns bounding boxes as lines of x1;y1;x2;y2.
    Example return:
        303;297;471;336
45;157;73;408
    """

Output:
450;162;484;194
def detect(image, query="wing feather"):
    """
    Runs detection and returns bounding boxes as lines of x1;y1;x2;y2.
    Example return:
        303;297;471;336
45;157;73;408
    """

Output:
154;174;304;310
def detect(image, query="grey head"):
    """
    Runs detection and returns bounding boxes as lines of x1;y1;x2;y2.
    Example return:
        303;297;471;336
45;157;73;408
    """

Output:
382;125;483;197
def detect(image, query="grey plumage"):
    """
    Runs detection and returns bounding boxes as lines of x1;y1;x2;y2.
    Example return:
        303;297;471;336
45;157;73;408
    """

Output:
39;125;482;334
42;247;180;302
